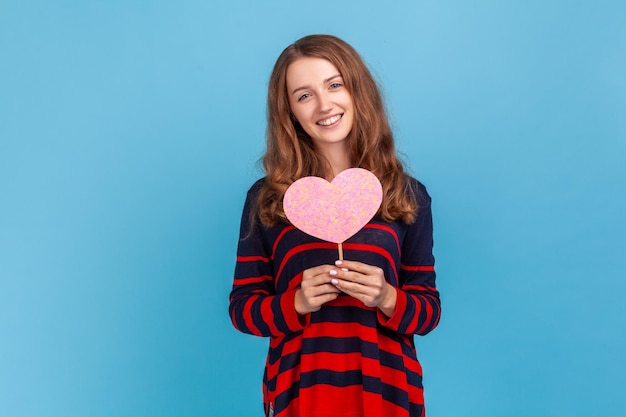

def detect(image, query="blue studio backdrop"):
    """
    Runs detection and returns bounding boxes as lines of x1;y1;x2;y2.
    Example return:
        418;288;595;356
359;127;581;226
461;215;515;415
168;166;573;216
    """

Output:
1;1;625;416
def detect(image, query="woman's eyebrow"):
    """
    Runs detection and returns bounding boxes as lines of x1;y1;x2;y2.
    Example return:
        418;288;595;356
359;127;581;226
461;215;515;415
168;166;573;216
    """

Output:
291;74;342;95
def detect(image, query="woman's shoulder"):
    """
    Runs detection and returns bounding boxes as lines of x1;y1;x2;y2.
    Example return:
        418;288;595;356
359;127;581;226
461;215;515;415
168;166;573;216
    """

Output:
405;175;432;206
245;177;266;197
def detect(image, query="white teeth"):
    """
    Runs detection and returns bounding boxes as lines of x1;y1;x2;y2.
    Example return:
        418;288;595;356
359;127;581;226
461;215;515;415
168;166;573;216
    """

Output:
317;114;342;126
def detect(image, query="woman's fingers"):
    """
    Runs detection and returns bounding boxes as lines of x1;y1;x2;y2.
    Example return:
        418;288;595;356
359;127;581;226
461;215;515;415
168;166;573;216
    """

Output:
296;265;341;314
334;259;379;275
330;261;383;287
296;260;394;313
329;260;391;309
295;288;339;314
302;266;340;291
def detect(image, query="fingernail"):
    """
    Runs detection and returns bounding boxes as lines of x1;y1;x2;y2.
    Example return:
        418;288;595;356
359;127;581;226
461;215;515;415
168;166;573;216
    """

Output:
331;278;339;285
335;260;343;266
341;268;348;272
329;269;337;276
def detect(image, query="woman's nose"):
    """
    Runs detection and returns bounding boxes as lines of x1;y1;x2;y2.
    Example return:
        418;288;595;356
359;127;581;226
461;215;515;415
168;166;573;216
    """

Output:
317;92;333;112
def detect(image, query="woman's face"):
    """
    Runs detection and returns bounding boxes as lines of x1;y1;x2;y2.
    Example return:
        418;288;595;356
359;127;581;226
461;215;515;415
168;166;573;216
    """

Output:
286;57;354;149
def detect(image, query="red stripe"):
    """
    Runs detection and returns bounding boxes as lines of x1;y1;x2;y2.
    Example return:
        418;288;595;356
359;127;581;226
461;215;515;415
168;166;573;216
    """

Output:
299;384;365;416
325;295;376;311
383;396;422;415
343;243;398;283
260;296;280;336
271;225;296;260
242;295;262;335
364;224;401;254
416;295;434;334
405;292;419;333
275;242;336;282
431;297;442;329
402;284;437;293
301;351;378;373
400;264;434;272
306;321;378;344
380;363;413;389
267;336;303;380
233;275;272;286
237;255;270;263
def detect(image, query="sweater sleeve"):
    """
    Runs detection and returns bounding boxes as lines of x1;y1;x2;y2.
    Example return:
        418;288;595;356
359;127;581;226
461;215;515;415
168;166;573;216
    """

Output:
228;182;310;337
378;181;441;335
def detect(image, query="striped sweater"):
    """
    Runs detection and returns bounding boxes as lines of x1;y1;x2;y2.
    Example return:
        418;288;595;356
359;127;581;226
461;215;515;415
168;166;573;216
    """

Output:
229;177;440;417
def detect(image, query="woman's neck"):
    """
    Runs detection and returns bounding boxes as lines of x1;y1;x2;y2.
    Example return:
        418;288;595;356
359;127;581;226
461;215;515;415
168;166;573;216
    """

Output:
316;142;351;179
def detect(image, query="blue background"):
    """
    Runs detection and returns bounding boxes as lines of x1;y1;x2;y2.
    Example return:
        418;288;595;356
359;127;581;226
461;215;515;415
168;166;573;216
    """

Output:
1;1;625;416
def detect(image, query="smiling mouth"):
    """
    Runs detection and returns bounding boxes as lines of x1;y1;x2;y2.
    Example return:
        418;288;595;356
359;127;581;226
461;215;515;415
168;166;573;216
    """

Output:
317;114;343;126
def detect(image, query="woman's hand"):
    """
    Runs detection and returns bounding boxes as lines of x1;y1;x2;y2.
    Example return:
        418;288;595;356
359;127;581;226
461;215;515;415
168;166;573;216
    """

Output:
329;260;397;317
295;265;341;315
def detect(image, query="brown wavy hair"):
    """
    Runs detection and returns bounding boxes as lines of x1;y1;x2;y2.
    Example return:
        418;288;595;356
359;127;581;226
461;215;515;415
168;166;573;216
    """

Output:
258;34;417;226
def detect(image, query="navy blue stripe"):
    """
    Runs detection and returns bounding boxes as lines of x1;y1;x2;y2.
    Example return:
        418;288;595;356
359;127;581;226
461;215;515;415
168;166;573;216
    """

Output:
270;294;290;332
235;261;269;279
362;374;382;394
410;402;424;416
273;379;300;415
265;350;301;394
399;293;417;332
267;331;301;365
300;369;364;389
406;367;423;390
277;350;301;378
275;248;337;291
399;335;416;358
381;382;410;412
228;300;252;334
416;296;428;333
379;348;405;371
298;370;419;412
250;296;271;335
312;303;378;327
301;337;379;359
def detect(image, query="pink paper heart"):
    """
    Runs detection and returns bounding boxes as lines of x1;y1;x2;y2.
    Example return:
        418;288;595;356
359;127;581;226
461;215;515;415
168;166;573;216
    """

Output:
283;168;383;244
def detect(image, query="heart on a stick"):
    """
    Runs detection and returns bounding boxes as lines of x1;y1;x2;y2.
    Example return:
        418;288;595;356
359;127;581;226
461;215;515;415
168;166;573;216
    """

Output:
283;168;383;245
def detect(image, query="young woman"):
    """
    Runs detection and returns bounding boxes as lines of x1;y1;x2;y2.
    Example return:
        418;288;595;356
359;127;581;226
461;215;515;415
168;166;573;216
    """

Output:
229;34;440;417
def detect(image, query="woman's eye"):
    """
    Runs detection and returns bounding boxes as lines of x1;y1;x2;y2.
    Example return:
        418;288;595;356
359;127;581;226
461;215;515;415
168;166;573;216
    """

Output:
297;93;310;102
330;83;342;89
